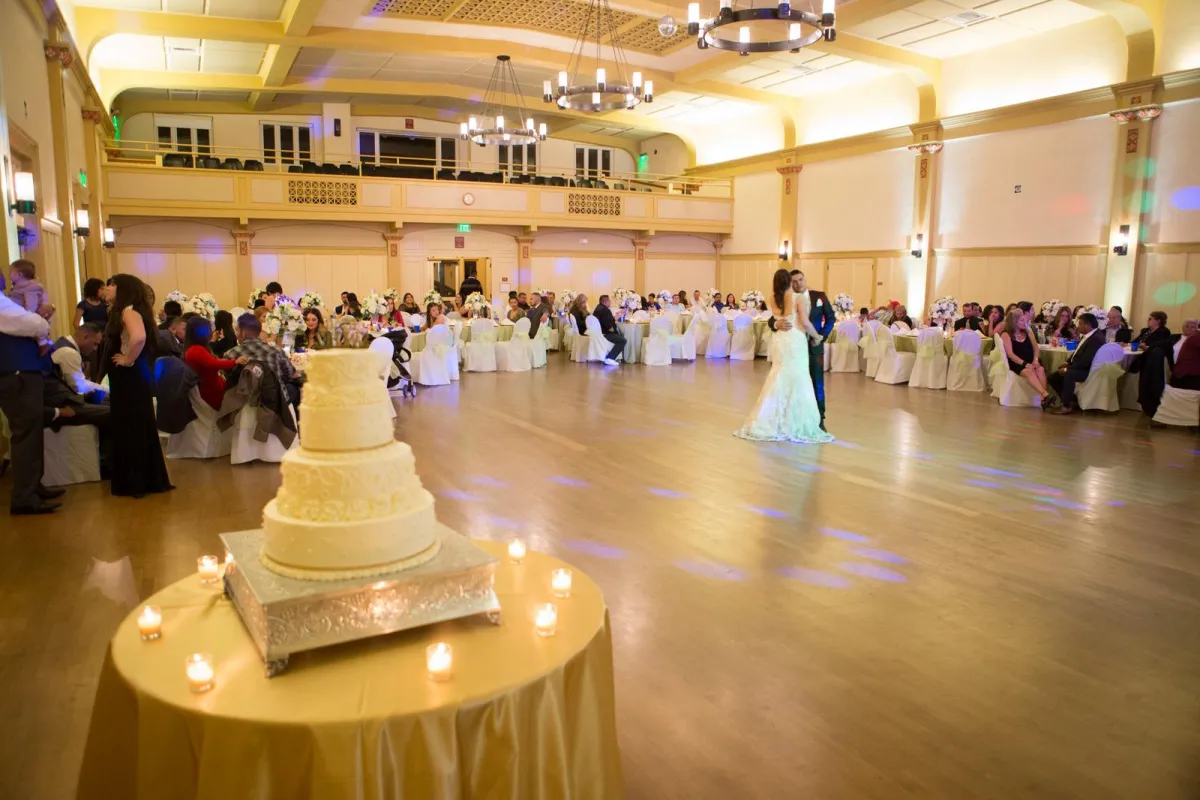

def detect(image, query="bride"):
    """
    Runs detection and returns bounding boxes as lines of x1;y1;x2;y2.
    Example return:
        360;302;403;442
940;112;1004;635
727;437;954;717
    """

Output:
734;268;834;444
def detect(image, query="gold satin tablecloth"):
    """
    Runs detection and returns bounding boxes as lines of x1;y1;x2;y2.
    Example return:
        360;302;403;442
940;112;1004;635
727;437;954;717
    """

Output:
77;540;622;800
408;323;516;353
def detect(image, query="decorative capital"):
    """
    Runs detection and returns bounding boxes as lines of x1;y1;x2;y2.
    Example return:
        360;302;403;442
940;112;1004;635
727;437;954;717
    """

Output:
776;165;803;175
907;142;944;155
232;230;254;256
1110;104;1162;124
81;109;104;124
44;43;73;68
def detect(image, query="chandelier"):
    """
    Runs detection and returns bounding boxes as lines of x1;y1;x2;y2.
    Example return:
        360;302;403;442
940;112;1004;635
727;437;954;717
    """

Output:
543;0;653;112
686;0;836;54
460;55;547;146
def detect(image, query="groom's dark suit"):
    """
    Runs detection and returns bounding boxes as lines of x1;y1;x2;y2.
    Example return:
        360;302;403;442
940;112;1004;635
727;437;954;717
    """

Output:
768;290;837;425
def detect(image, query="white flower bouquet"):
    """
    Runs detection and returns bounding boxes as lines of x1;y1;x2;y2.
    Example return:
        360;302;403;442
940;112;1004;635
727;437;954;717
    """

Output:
658;289;673;306
1040;299;1064;321
534;287;551;298
247;287;267;308
264;298;304;337
1078;304;1108;329
187;293;217;322
422;289;443;308
556;290;577;313
741;289;765;309
360;291;390;318
930;296;959;323
833;293;855;319
612;287;635;312
166;290;189;306
463;291;488;315
383;288;400;303
705;288;721;305
297;291;324;312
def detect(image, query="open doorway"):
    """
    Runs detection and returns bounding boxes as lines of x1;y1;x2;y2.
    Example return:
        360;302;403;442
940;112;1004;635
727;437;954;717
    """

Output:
429;256;491;299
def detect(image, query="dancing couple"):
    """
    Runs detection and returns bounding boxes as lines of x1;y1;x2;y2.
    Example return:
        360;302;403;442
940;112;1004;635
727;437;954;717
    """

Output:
735;268;835;444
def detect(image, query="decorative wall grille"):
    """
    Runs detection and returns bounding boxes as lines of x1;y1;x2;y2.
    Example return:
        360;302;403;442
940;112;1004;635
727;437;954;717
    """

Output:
567;193;621;216
287;179;358;206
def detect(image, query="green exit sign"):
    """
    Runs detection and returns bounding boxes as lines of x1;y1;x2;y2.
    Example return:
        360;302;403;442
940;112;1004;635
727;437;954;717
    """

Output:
457;223;471;233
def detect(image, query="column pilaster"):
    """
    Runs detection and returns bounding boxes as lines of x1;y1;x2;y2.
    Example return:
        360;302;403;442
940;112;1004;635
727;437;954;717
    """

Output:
516;236;534;294
232;230;255;305
908;123;943;318
82;109;106;283
45;41;79;316
633;237;651;295
776;163;802;261
713;239;724;288
384;232;404;290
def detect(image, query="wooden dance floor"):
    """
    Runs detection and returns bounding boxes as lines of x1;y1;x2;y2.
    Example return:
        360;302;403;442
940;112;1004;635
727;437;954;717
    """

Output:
3;359;1198;799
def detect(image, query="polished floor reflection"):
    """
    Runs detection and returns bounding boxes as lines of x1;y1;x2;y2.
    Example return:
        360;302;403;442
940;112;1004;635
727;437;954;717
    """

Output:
3;359;1199;799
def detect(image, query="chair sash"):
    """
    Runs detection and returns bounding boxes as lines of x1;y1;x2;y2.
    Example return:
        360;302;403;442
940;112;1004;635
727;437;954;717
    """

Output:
917;341;942;360
1091;362;1124;382
474;331;498;344
951;349;979;371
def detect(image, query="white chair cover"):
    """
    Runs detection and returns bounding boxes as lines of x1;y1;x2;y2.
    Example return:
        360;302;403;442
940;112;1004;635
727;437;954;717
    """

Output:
641;315;673;366
531;321;549;368
1152;385;1200;427
756;327;772;359
890;321;911;333
366;338;399;419
694;312;713;354
908;328;949;390
861;320;882;378
495;317;534;372
1077;342;1126;412
582;315;613;362
631;310;651;322
409;325;453;386
231;403;299;465
728;313;755;361
445;311;463;321
401;311;413;328
666;310;683;334
668;312;699;361
409;313;426;330
988;334;1007;397
873;325;916;385
446;326;462;380
167;388;234;459
993;334;1041;408
43;426;100;485
705;310;731;358
947;330;985;392
568;314;590;362
463;318;498;373
830;321;861;373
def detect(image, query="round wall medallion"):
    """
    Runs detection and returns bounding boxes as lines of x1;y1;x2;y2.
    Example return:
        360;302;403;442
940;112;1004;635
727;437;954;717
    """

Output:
462;193;475;206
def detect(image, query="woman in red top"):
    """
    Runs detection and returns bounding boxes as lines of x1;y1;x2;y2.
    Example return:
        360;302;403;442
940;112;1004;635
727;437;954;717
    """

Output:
183;316;247;410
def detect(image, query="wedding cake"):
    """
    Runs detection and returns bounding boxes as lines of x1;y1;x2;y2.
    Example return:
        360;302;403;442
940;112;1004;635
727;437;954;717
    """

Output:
260;349;440;580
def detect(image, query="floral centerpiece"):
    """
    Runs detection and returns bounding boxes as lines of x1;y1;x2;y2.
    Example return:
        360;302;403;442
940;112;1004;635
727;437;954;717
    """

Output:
422;288;443;308
1040;299;1064;322
612;287;636;316
463;291;488;316
1078;304;1108;329
657;290;673;306
331;317;370;348
297;291;324;312
247;287;267;308
704;288;721;306
383;288;400;303
833;293;855;320
741;289;765;310
264;298;304;342
930;296;959;326
534;287;551;299
556;290;577;313
187;293;217;322
360;291;389;320
165;290;189;306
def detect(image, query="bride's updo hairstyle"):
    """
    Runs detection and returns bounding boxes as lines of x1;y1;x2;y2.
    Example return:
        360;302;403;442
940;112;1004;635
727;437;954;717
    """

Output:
771;268;791;313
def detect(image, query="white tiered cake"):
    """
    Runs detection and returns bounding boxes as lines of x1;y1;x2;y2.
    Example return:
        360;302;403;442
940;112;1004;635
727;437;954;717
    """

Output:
260;349;440;580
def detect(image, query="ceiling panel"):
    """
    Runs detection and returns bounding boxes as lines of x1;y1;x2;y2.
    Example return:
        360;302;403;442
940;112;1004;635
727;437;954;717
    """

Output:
197;91;252;102
880;20;957;45
75;0;163;9
1001;0;1101;30
847;10;932;40
905;26;988;57
92;34;167;70
205;0;285;20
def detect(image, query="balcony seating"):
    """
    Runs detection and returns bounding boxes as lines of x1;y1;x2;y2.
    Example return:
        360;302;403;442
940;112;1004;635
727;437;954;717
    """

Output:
243;159;264;171
321;163;340;174
338;164;359;176
436;168;456;181
288;165;303;173
221;158;243;170
198;156;222;170
163;153;193;168
301;161;322;174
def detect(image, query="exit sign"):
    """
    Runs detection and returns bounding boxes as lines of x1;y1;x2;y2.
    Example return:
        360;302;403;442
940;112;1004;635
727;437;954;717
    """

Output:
457;223;471;233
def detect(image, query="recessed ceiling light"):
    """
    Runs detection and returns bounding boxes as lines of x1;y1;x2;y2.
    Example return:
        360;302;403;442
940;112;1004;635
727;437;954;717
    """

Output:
944;10;990;27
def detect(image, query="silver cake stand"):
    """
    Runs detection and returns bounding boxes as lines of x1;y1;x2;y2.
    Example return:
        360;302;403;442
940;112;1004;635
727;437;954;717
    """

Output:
221;526;500;676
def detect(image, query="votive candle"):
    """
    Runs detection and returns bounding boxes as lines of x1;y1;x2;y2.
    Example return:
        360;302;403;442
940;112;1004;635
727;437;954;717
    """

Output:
551;568;573;598
137;605;162;640
426;642;453;681
535;603;557;637
508;539;526;564
198;555;220;584
185;653;215;693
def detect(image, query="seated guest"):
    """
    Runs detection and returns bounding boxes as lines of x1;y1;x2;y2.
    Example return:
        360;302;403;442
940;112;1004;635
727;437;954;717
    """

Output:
712;294;726;312
1171;322;1200;389
858;307;869;324
1105;306;1132;343
156;316;186;358
569;294;590;334
890;303;914;329
980;304;1003;336
994;301;1033;338
527;293;552;338
74;278;109;328
514;292;528;311
1134;311;1172;351
426;302;446;327
211;310;238;357
335;291;361;318
1001;307;1052;408
399;293;421;315
227;314;300;409
51;322;106;398
506;296;524;322
1046;306;1077;344
547;291;557;311
725;293;737;311
265;281;283;298
1049;313;1103;415
158;300;182;330
299;309;332;351
954;302;984;332
592;295;626;367
1174;318;1197;363
183;316;248;410
677;289;689;309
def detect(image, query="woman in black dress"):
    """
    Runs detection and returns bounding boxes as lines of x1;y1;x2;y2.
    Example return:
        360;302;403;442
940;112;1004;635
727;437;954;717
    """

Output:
105;274;173;498
1000;307;1052;408
211;310;238;357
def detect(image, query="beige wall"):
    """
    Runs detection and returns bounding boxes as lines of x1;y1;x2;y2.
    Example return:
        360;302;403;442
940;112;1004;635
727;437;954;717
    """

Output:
795;72;919;146
1161;0;1200;73
1136;250;1200;326
690;106;786;166
797;148;914;253
723;171;781;255
2;3;60;219
934;252;1106;311
1146;99;1200;245
402;226;518;300
641;134;690;176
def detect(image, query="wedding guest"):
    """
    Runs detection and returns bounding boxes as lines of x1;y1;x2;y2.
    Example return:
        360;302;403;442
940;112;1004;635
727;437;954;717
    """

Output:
1170;322;1200;389
858;308;869;324
692;289;703;307
981;304;1004;337
158;299;182;329
426;302;446;327
399;293;421;315
1134;311;1172;351
506;296;523;322
156;316;186;358
527;293;552;338
725;293;738;310
7;259;51;315
890;304;914;329
106;274;173;498
547;291;557;311
253;306;269;327
569;293;590;334
1071;305;1085;320
954;303;984;332
592;295;626;367
517;292;530;311
299;308;332;351
712;294;726;312
458;273;483;300
1105;306;1132;343
265;281;283;298
51;322;106;397
1001;307;1051;408
228;314;300;409
211;310;238;357
183;317;247;410
335;291;361;318
73;278;108;327
1046;306;1077;344
385;297;406;327
1049;313;1102;415
677;289;689;309
1173;318;1197;363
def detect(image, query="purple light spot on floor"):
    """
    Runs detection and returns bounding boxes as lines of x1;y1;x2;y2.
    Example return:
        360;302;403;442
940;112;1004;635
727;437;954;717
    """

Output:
746;506;790;519
848;546;908;564
797;463;825;472
1042;497;1090;511
837;562;908;582
1051;444;1074;450
963;464;1024;478
819;527;869;543
831;440;861;449
905;453;936;460
663;419;695;428
439;489;481;501
674;560;748;581
1168;463;1185;468
779;567;852;588
965;479;1002;489
480;515;523;529
1015;483;1064;497
766;445;793;456
1191;449;1200;456
1081;429;1103;436
1107;500;1126;507
1032;505;1060;515
563;540;627;559
648;487;688;499
467;475;508;488
550;476;589;487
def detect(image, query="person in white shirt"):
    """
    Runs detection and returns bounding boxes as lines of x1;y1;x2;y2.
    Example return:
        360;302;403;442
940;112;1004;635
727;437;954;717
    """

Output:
1174;319;1197;363
52;322;106;397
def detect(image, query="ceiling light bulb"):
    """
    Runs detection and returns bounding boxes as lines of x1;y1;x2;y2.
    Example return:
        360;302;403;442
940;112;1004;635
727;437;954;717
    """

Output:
75;208;89;229
720;0;731;11
823;0;834;13
592;92;601;105
103;227;115;245
460;121;468;137
687;2;699;23
539;122;547;137
526;118;534;132
789;23;800;39
596;68;606;86
14;172;35;202
543;79;552;96
739;26;749;44
558;71;568;88
496;115;504;131
644;80;653;98
469;116;478;130
633;71;643;89
503;133;510;141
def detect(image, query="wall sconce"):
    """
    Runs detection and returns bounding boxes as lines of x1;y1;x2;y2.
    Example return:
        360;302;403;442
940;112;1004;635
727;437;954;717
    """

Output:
778;239;790;261
1112;224;1130;256
11;171;36;215
74;208;90;238
103;227;115;249
911;233;924;258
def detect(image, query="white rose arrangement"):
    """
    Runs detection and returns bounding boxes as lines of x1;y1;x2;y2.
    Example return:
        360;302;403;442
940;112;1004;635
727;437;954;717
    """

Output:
463;291;489;315
658;290;673;306
166;290;189;306
360;291;390;318
247;287;267;308
298;292;324;312
422;289;443;308
612;287;635;312
930;296;959;323
383;288;400;303
264;298;304;337
833;293;855;319
1078;304;1108;329
556;290;577;313
188;293;217;322
741;289;765;309
1040;299;1064;321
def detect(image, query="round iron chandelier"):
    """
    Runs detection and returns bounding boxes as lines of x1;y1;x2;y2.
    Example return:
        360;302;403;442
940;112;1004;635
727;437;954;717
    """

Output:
543;0;654;112
460;55;547;146
686;0;836;54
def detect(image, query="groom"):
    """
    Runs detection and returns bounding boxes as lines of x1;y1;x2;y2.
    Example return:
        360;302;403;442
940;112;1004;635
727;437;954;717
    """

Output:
767;269;836;430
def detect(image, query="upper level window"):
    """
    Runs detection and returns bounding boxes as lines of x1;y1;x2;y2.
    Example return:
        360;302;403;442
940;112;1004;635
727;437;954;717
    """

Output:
575;145;612;179
358;130;457;177
498;143;537;176
154;115;212;155
262;123;313;165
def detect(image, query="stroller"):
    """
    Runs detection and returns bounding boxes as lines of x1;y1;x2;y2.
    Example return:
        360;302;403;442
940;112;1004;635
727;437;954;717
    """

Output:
382;329;417;398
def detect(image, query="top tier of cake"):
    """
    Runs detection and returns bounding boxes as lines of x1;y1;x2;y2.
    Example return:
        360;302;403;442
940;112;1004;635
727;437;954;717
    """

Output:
299;349;394;452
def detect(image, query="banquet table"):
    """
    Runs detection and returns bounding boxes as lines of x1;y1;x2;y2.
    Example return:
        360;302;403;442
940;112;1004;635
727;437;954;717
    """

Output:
617;315;769;363
408;322;516;353
77;540;622;800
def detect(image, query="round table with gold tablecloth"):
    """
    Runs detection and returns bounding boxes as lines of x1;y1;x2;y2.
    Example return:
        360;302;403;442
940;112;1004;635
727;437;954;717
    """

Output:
408;322;516;353
77;540;622;800
617;316;769;363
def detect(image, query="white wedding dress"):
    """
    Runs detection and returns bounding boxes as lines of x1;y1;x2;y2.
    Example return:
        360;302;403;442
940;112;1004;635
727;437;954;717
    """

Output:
734;290;834;444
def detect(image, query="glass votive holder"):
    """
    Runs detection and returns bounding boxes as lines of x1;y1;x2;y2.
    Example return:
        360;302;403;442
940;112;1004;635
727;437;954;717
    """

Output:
197;555;220;585
534;602;557;637
185;653;215;693
551;568;573;598
507;539;526;564
426;642;453;682
137;605;162;640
